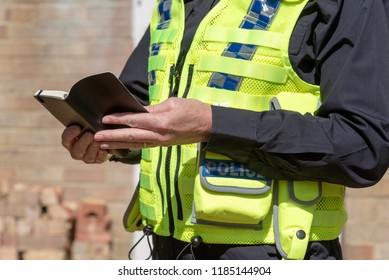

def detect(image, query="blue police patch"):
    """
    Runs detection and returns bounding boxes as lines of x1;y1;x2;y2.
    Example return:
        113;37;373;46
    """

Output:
202;159;268;181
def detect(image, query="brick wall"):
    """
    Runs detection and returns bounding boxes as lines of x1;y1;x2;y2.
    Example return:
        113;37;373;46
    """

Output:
0;0;142;260
343;176;389;260
1;0;389;260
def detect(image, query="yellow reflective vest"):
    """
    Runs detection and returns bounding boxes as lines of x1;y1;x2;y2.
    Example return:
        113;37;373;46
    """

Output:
132;0;348;260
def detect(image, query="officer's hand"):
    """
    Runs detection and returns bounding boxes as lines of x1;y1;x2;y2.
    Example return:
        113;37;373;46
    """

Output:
94;97;212;150
61;125;109;164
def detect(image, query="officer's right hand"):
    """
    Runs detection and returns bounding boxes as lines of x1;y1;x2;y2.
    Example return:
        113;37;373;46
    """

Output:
61;125;109;164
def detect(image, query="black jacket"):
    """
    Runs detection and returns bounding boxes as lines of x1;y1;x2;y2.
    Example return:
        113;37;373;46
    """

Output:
119;0;389;188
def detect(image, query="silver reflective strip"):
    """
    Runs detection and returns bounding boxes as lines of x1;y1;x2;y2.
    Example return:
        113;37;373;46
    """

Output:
272;180;289;259
288;181;323;206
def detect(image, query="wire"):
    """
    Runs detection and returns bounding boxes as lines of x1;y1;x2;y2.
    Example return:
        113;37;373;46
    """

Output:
128;225;154;260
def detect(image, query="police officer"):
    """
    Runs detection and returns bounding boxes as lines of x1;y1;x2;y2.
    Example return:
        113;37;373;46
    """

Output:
62;0;389;260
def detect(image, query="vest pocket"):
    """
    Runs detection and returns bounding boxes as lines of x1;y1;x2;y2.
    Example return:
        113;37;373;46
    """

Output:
191;150;272;228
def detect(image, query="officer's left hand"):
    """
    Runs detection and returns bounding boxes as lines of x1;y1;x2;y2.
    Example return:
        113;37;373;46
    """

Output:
94;97;212;150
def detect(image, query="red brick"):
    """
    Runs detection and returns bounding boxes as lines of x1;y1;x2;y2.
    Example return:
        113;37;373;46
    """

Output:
8;183;41;206
0;246;18;260
6;203;41;219
0;179;10;196
71;240;111;260
33;218;71;237
343;244;375;260
77;199;107;219
40;186;63;206
18;235;70;251
47;204;75;221
64;168;107;182
1;216;16;235
1;232;17;247
5;8;32;22
0;26;7;38
23;249;67;260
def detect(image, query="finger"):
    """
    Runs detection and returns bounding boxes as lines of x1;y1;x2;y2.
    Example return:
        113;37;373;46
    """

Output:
102;112;162;131
82;141;102;163
95;149;110;164
70;131;94;160
99;141;146;151
61;125;82;150
95;128;161;144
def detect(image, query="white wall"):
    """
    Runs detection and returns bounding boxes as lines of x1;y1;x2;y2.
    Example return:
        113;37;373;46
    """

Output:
132;0;155;44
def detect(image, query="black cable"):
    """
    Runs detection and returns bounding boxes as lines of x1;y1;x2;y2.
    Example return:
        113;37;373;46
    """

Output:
128;225;154;260
175;236;202;260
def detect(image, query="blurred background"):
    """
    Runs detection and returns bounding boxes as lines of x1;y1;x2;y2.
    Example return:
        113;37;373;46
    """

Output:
0;0;388;260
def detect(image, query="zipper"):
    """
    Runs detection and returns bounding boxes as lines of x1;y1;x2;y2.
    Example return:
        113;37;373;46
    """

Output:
165;146;175;234
170;49;188;97
182;64;194;99
155;147;165;216
160;50;189;235
174;146;183;220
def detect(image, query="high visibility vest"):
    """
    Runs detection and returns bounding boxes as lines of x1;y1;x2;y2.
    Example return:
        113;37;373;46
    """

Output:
134;0;347;259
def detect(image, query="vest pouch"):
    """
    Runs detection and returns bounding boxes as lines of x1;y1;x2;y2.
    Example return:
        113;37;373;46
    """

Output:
274;180;321;259
192;149;272;228
270;91;323;259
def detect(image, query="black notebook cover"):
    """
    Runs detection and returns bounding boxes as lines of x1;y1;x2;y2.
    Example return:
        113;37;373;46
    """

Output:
34;72;148;158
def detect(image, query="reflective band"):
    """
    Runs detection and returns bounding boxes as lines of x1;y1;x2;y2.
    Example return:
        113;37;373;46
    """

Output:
149;0;173;86
148;55;167;71
204;26;283;49
139;201;156;221
208;0;281;90
149;84;162;102
199;55;288;84
150;28;179;44
141;148;151;161
191;86;274;111
157;0;172;30
140;173;153;191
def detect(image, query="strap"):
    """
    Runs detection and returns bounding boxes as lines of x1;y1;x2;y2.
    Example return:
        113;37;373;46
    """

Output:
198;55;288;84
149;84;162;102
139;200;157;222
204;27;283;50
191;86;274;111
140;173;153;191
150;28;179;44
148;55;167;72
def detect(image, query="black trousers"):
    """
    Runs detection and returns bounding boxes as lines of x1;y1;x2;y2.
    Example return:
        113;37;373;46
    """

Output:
151;235;343;260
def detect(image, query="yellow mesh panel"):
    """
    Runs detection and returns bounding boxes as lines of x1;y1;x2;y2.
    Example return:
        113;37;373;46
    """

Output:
139;187;155;205
141;160;152;174
316;196;344;211
181;163;196;177
310;226;342;241
175;221;275;245
183;194;193;210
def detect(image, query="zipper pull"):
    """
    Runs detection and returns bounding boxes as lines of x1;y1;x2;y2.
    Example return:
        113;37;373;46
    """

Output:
170;49;187;97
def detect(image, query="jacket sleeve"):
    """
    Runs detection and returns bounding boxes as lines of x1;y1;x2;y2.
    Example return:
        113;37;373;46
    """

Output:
205;0;389;188
119;27;151;106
